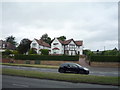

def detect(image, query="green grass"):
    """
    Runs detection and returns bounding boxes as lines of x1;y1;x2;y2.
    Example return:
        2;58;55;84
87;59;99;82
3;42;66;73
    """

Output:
2;68;119;86
1;63;59;69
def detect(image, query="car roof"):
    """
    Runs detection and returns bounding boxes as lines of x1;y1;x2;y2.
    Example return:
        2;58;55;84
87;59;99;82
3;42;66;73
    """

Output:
60;62;82;66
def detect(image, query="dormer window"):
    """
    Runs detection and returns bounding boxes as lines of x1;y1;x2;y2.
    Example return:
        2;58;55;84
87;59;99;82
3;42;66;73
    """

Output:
53;43;58;45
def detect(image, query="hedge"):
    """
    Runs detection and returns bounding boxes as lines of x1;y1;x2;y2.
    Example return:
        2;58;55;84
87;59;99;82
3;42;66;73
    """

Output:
14;55;79;61
90;55;120;62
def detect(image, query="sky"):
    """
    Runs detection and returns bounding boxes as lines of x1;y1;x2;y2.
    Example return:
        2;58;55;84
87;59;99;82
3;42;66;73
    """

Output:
0;0;119;51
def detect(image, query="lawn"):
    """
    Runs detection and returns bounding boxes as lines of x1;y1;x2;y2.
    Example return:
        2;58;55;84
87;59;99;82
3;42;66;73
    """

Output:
1;63;59;69
2;68;119;86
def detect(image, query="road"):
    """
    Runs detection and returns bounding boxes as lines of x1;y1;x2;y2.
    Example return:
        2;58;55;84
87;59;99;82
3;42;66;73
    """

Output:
2;75;119;88
2;65;119;77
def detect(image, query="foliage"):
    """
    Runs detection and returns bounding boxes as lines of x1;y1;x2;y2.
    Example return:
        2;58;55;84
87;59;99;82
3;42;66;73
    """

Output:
2;49;12;56
3;68;119;86
28;48;37;55
40;49;49;55
40;33;51;44
57;36;66;41
14;55;79;61
5;35;17;46
90;56;120;62
101;49;119;56
17;38;31;54
12;50;19;55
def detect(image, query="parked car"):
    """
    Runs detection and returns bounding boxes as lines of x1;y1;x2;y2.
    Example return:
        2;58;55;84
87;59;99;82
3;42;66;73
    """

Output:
58;63;89;74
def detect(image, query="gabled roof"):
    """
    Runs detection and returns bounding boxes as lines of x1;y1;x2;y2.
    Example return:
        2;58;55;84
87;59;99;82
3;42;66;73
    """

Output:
34;39;51;48
0;40;16;50
75;41;83;46
57;38;83;46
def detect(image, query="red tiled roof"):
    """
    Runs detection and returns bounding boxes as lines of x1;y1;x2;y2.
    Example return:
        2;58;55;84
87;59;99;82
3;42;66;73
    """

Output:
75;41;83;46
35;39;50;48
0;40;16;50
57;38;83;46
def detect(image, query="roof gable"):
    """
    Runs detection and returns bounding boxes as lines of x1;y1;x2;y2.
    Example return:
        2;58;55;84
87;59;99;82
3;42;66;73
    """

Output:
34;39;50;48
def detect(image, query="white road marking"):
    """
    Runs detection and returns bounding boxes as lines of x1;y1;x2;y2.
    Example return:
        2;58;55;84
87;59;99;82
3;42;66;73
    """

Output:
12;83;29;87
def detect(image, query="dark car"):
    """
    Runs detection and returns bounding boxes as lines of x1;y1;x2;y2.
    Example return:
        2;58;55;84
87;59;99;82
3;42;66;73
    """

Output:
58;63;89;74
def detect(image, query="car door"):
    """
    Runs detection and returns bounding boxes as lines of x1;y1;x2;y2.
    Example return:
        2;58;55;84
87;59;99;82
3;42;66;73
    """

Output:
70;64;79;73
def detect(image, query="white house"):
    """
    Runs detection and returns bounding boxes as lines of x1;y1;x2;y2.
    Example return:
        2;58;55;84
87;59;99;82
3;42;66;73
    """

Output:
51;38;83;55
30;38;83;55
30;39;51;54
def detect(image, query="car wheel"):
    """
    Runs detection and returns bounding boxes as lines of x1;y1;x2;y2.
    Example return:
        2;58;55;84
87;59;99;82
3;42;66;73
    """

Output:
59;69;65;73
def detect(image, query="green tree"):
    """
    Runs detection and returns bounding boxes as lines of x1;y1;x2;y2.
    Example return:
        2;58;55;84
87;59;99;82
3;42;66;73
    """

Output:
40;33;51;44
2;49;12;56
17;38;31;54
57;36;66;41
28;48;37;54
40;49;49;55
5;35;17;46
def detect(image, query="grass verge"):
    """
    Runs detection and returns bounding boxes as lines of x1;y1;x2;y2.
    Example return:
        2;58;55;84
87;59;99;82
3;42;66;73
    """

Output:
1;63;59;69
2;68;119;86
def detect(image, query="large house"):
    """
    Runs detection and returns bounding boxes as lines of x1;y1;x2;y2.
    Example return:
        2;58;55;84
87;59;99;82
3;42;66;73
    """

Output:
30;39;51;54
51;38;83;55
30;38;83;55
0;40;16;52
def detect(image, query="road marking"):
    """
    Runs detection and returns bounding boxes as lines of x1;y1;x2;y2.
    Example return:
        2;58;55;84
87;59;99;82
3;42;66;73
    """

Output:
12;84;29;87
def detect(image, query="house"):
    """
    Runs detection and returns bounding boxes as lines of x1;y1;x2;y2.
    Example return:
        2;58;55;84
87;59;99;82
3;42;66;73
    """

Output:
51;38;83;55
30;39;51;54
0;40;16;52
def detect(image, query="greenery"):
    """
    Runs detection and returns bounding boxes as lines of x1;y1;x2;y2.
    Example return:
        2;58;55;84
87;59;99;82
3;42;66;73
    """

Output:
14;55;79;61
1;63;59;69
40;33;51;45
2;49;12;56
90;56;120;62
57;36;66;41
40;49;49;55
28;48;37;55
5;35;17;46
83;48;120;62
2;68;119;86
17;38;31;54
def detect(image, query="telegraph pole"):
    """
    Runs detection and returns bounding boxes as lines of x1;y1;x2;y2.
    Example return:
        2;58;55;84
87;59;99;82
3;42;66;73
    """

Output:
104;46;105;51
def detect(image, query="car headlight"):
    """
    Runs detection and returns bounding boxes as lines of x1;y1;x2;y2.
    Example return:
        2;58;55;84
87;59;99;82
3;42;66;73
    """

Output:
83;67;89;71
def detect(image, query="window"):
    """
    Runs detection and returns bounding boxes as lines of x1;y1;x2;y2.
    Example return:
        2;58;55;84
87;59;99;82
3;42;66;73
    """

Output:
3;44;5;48
32;43;37;47
53;43;58;45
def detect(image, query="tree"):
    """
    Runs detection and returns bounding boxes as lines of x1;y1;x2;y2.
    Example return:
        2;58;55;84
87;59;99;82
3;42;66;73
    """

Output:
5;35;17;46
40;33;51;44
28;48;37;55
17;38;31;54
57;36;66;41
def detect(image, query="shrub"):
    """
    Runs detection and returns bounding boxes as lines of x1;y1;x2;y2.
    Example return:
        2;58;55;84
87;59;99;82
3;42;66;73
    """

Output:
28;48;37;55
40;49;49;55
2;49;12;56
14;55;79;61
90;55;120;62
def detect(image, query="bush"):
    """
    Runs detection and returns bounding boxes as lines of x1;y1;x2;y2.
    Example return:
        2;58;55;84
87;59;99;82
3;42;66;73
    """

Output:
2;49;12;56
90;55;120;62
28;48;37;55
14;55;79;61
40;49;49;55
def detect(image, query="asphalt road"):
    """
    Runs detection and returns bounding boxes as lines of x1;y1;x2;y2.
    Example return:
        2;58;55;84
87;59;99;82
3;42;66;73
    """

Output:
2;75;119;88
2;65;119;77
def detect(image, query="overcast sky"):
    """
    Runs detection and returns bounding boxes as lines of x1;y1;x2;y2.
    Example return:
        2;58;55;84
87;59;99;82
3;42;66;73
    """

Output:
0;0;118;51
